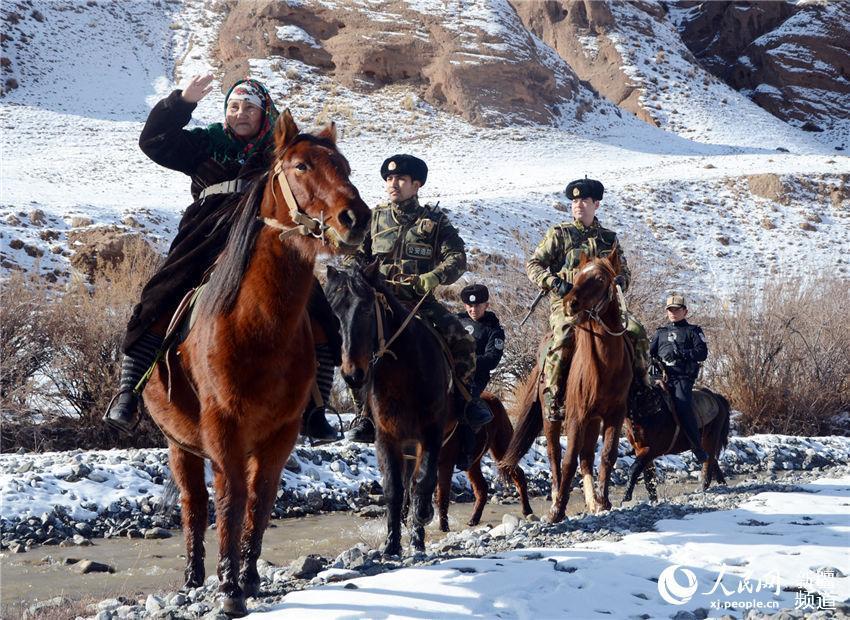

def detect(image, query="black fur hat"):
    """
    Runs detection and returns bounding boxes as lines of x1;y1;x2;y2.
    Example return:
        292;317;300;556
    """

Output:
380;154;428;185
565;178;604;200
460;283;489;304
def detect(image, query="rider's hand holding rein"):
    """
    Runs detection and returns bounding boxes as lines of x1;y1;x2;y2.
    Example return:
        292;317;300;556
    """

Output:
181;74;214;104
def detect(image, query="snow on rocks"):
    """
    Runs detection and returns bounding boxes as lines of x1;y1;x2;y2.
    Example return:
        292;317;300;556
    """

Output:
2;433;849;555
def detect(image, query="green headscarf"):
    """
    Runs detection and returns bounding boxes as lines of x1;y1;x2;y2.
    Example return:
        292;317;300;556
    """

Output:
201;79;280;165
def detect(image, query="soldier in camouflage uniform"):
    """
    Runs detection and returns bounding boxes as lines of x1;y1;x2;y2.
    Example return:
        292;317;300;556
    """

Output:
526;177;650;422
345;154;493;442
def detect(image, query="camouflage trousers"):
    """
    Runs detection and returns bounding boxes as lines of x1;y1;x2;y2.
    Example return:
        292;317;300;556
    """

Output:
418;296;477;386
542;310;650;420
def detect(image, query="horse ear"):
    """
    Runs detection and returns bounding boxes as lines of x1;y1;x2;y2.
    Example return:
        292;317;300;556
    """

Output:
607;244;621;272
362;259;380;282
317;121;337;144
274;109;299;150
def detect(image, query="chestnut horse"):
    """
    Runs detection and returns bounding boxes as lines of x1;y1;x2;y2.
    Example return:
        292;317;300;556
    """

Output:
435;392;533;531
325;264;453;556
143;111;369;616
501;251;631;522
622;385;730;503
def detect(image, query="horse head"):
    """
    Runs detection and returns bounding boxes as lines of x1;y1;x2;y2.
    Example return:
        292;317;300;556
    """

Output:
564;248;620;318
264;110;370;253
325;261;383;389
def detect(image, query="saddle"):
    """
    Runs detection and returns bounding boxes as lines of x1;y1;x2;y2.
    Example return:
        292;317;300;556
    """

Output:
628;381;719;429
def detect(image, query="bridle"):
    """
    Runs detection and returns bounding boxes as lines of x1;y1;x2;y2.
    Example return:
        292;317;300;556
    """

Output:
574;264;629;337
259;148;360;252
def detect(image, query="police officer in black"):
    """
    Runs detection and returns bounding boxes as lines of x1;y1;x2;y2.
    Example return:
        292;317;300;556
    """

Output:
453;283;506;469
649;294;709;463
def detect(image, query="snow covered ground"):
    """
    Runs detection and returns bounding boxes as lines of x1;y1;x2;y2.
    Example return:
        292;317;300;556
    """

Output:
260;474;850;619
1;0;849;298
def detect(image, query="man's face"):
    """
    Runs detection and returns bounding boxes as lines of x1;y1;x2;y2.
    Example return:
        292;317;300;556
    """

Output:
465;301;488;321
385;174;420;204
572;197;599;225
666;306;688;322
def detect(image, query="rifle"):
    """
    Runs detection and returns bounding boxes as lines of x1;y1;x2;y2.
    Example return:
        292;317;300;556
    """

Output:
519;289;547;326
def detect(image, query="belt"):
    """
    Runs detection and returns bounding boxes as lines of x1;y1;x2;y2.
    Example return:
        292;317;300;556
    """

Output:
198;179;247;200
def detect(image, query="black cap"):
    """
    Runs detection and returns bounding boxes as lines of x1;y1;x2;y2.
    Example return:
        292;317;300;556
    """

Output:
565;178;604;200
460;284;489;304
380;154;428;185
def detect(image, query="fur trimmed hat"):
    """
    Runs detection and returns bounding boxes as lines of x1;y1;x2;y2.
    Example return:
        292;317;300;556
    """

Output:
460;283;489;305
565;178;604;201
380;154;428;185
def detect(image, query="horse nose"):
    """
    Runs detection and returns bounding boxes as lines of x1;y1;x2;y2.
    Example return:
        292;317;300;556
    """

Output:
343;367;366;389
339;208;357;230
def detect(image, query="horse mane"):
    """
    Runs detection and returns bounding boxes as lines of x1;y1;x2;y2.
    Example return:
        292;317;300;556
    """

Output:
197;172;268;318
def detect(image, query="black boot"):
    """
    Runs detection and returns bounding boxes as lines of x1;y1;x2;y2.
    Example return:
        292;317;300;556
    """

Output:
454;423;475;471
302;405;340;444
345;411;375;443
463;383;493;431
679;408;708;463
302;344;341;444
103;332;163;432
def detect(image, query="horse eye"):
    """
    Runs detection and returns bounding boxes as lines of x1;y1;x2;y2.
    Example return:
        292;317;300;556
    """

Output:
295;163;308;172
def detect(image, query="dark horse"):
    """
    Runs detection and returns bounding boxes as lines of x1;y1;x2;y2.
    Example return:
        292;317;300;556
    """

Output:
622;385;731;503
501;250;632;522
325;264;454;556
435;392;533;531
143;111;369;616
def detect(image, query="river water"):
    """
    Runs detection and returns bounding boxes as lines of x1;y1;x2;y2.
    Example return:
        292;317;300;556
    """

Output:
2;480;702;612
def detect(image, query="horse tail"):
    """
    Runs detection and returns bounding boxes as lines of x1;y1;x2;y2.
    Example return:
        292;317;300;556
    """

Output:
717;392;731;450
499;365;543;476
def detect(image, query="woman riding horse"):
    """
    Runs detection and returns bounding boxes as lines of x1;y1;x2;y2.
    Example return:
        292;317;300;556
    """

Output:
103;75;339;442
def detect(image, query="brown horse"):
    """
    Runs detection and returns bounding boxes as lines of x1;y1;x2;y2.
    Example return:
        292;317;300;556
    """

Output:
435;392;533;531
501;250;632;522
325;263;454;556
622;385;731;503
142;111;369;616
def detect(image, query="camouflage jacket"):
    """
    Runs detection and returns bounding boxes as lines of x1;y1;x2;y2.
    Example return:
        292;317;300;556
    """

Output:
346;196;467;300
526;217;630;301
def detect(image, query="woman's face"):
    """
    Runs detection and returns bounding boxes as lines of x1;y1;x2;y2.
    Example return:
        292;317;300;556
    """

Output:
225;99;263;140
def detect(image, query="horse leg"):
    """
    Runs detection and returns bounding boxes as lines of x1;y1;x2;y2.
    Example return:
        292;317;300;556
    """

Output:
643;462;658;503
435;455;454;532
169;444;208;589
595;420;621;512
622;448;651;506
376;434;404;557
549;418;581;523
410;424;442;552
238;425;297;598
511;466;533;517
466;460;488;527
579;418;601;514
206;423;249;616
544;418;562;507
713;460;727;486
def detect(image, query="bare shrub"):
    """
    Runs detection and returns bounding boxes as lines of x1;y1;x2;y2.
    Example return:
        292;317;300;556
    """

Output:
0;270;54;415
703;279;850;435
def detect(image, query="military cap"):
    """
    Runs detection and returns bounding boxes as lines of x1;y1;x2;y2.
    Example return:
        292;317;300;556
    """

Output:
460;283;489;305
380;154;428;185
665;293;687;309
565;178;604;201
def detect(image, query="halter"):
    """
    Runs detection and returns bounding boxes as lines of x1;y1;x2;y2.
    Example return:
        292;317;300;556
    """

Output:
260;153;360;252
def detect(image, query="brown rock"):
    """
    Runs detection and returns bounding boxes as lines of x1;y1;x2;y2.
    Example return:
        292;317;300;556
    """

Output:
746;174;790;204
67;227;159;282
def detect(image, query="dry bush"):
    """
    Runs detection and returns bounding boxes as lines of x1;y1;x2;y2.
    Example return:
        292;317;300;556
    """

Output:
622;245;681;329
0;270;54;416
702;279;850;435
1;238;164;451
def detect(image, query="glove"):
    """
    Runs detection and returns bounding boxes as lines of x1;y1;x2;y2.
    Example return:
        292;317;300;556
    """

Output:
549;276;572;298
613;274;627;289
415;271;440;295
661;350;682;366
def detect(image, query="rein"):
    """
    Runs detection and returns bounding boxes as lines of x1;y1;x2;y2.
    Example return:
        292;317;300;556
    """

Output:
579;274;629;337
260;157;359;252
369;290;430;368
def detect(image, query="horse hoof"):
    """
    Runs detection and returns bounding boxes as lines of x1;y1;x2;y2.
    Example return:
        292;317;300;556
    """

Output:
219;596;248;618
439;520;450;532
381;542;402;558
546;510;564;524
466;517;480;527
239;578;260;599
